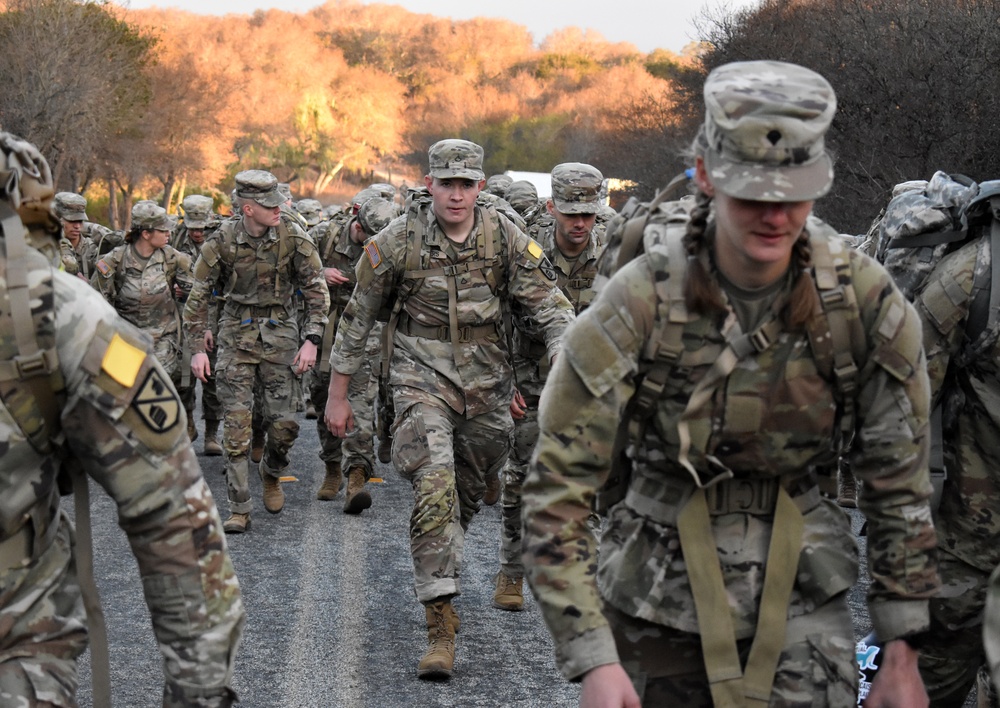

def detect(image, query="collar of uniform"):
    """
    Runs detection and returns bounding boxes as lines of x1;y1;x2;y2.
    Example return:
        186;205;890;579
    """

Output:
425;203;483;250
235;218;278;246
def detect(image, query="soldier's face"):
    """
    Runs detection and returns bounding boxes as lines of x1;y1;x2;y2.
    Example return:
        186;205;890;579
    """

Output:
61;219;83;241
244;201;281;229
146;228;171;249
189;228;206;244
547;201;596;256
425;176;483;232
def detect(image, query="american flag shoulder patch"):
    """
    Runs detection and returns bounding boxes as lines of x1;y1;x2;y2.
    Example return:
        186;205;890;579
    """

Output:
364;241;382;269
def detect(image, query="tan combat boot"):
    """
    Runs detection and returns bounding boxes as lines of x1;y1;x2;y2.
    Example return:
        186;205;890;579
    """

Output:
343;466;372;514
260;466;285;514
250;429;265;464
203;419;223;457
417;599;459;680
186;416;199;443
316;461;343;501
482;469;500;506
223;513;250;534
493;572;524;611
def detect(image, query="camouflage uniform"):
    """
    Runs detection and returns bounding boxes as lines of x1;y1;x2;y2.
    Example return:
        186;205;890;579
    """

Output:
184;171;328;523
498;163;605;596
522;61;939;706
308;198;395;506
330;141;573;666
93;203;193;385
173;195;225;446
0;134;243;706
913;229;1000;707
53;193;99;280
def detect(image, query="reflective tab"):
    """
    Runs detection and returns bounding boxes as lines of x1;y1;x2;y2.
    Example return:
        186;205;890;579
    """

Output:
101;333;146;388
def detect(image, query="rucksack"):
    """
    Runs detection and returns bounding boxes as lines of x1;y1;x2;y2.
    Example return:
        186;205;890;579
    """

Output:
870;171;1000;510
593;191;863;513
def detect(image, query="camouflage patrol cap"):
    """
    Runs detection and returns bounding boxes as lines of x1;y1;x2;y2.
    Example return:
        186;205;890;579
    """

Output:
506;180;538;215
235;170;284;208
427;139;485;181
550;163;604;215
351;188;380;214
324;204;343;219
357;196;396;236
181;194;214;229
277;182;293;203
131;201;172;231
369;182;396;200
295;198;324;226
54;192;88;222
703;60;836;202
485;174;513;198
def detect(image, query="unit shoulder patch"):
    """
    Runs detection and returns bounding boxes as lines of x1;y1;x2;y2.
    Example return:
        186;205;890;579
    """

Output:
131;368;181;433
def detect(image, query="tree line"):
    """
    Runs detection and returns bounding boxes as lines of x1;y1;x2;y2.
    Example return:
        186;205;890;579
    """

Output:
0;0;995;234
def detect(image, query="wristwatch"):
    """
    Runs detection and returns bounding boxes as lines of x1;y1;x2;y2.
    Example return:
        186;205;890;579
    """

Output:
305;334;322;346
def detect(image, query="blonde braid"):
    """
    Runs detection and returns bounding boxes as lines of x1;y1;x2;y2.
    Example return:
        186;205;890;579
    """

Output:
682;190;727;316
785;229;820;330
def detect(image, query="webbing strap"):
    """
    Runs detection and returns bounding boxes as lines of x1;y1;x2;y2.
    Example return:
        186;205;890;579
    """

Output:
613;179;680;273
677;488;744;707
886;228;966;250
73;473;112;707
676;312;783;488
742;486;805;705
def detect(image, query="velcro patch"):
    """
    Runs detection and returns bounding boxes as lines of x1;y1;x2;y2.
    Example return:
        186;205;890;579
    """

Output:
102;333;146;388
364;241;382;269
527;240;543;260
96;259;111;276
131;368;181;433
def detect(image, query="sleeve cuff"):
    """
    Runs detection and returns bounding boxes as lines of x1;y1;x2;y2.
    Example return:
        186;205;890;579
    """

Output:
556;624;621;682
869;599;931;642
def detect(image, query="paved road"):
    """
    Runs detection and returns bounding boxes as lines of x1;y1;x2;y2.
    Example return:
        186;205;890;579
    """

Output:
73;408;580;707
70;408;975;707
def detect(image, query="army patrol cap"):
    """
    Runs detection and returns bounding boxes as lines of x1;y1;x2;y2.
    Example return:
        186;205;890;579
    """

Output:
277;182;293;203
54;192;88;222
427;139;486;181
357;196;396;236
506;180;538;214
351;188;380;214
550;163;604;215
295;198;324;226
369;182;396;200
324;204;343;219
132;201;172;231
702;60;836;202
485;174;513;197
181;194;214;229
235;170;284;208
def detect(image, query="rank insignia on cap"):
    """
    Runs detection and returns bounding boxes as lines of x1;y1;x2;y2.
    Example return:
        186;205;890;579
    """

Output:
364;241;382;268
132;369;180;433
101;333;146;388
527;240;543;260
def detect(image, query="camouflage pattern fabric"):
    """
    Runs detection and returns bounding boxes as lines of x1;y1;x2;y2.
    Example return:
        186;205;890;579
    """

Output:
604;597;856;707
522;219;939;682
501;217;604;578
58;234;98;279
0;250;244;705
915;237;1000;706
331;199;574;601
93;244;193;384
184;214;328;511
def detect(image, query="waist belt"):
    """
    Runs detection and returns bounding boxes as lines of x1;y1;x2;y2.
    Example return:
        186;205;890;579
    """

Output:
225;302;287;321
398;317;499;343
624;476;820;526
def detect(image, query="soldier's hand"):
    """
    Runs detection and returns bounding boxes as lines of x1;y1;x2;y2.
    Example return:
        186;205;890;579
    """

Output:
510;389;527;420
864;639;928;708
325;397;355;437
191;352;211;383
325;267;350;286
580;663;640;708
204;329;215;352
293;340;318;375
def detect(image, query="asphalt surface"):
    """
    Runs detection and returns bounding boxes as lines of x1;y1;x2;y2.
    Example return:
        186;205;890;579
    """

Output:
69;407;974;707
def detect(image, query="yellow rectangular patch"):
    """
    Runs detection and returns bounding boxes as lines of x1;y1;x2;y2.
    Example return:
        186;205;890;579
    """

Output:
101;333;146;388
527;240;543;259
